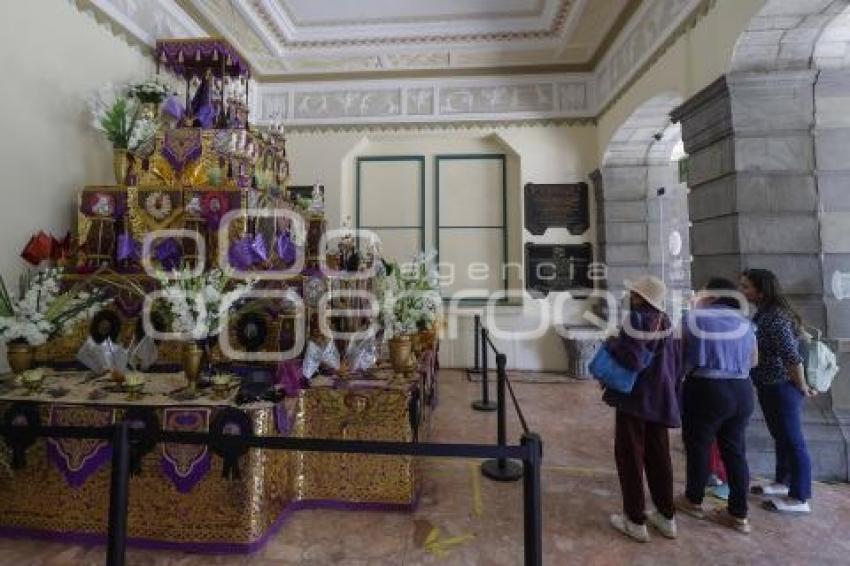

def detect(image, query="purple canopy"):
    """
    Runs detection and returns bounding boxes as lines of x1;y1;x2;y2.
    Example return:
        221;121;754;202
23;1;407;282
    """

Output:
156;39;251;80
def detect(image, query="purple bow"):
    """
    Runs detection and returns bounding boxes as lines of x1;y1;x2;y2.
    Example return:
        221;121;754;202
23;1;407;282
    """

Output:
228;234;270;271
228;237;254;271
251;232;269;263
154;238;182;271
161;95;185;121
275;232;296;266
117;232;141;262
275;360;304;397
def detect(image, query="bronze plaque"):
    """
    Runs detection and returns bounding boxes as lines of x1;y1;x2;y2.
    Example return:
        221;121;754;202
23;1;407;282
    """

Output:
524;183;589;236
525;243;593;296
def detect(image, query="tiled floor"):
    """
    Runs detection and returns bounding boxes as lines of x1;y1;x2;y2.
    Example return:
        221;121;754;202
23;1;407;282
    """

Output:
1;370;848;565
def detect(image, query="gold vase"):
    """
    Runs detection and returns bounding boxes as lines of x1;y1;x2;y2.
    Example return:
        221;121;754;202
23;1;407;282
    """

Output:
113;149;130;185
7;342;34;375
388;335;414;377
182;342;204;394
420;327;437;351
411;333;422;357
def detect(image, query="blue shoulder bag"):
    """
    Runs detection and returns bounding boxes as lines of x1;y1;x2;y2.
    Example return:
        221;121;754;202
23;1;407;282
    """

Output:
589;317;662;394
589;344;653;394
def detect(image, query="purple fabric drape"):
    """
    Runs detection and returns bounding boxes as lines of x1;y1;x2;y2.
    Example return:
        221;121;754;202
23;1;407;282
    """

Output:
117;232;140;262
154;238;182;271
160;408;211;494
275;232;296;265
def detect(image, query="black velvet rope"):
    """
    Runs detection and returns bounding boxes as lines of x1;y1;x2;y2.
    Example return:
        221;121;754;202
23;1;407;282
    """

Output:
0;424;532;461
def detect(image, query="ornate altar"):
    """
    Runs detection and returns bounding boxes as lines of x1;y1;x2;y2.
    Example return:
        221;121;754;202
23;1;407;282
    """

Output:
0;351;437;551
0;37;439;553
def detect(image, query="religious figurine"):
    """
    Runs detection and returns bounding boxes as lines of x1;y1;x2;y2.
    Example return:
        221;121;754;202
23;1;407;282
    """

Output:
308;182;325;213
190;69;216;129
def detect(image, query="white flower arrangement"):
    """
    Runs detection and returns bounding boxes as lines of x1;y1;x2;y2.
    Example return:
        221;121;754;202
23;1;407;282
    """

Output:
155;268;256;341
88;83;156;153
0;268;112;346
378;252;442;339
128;79;171;104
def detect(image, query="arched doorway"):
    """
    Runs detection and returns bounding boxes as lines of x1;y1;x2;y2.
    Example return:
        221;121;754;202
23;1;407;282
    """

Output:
672;0;850;480
593;93;691;302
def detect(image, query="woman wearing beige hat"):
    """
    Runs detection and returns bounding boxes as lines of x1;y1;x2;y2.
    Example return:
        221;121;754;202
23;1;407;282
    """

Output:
603;276;683;543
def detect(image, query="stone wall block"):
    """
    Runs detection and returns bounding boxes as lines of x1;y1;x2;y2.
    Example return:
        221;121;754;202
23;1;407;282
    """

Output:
604;200;648;222
815;128;850;171
605;244;649;265
825;298;850;338
691;254;745;288
688;136;737;186
734;134;814;173
821;212;850;253
822;253;850;297
691;216;740;255
689;175;737;220
606;222;648;244
738;214;820;254
736;173;818;212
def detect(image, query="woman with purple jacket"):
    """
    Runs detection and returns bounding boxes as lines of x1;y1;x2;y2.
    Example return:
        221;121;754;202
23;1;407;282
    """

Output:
605;276;683;543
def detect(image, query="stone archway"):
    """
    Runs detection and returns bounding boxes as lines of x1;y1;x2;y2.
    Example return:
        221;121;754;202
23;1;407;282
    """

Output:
672;0;850;481
592;93;691;298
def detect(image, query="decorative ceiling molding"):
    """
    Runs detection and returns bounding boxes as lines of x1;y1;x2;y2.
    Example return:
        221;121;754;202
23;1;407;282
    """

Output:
70;0;719;128
281;117;596;136
249;0;575;49
70;0;205;49
593;0;711;114
254;74;591;126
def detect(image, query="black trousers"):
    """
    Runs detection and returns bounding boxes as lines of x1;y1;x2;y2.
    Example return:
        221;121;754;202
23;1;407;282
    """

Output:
682;377;754;518
615;411;675;525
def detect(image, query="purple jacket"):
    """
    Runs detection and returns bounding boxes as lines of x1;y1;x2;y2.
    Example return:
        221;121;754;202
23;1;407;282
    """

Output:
603;307;684;428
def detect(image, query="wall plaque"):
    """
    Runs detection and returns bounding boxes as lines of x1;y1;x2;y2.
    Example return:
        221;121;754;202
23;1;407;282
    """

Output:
524;183;589;236
525;243;593;296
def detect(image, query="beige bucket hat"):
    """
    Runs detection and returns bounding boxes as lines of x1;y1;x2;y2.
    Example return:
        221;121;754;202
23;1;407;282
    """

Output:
626;275;667;313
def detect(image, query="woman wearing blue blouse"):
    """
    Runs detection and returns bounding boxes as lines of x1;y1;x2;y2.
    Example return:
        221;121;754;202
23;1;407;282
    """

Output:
678;278;758;533
740;269;816;514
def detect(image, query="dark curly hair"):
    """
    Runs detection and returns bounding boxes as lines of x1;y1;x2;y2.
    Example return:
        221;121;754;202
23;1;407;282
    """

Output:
741;268;803;332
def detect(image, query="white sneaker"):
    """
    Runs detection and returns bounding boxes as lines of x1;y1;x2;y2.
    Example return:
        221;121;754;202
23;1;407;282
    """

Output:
751;482;789;497
764;496;811;514
610;514;650;543
647;510;678;539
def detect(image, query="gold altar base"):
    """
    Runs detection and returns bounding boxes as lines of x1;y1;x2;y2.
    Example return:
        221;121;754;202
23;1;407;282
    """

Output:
0;404;290;549
0;357;435;551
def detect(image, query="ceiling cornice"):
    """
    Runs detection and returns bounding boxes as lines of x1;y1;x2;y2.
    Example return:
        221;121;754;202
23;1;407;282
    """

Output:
70;0;717;129
249;0;575;49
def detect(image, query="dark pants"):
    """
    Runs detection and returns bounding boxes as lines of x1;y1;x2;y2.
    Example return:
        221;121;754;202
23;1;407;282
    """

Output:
682;378;754;518
757;381;812;501
614;411;675;525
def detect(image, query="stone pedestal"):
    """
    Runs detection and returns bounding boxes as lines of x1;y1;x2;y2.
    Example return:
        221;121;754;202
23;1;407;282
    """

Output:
559;327;603;380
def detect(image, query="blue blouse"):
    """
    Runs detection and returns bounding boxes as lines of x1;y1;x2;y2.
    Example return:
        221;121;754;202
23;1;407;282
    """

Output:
750;306;803;387
684;306;756;379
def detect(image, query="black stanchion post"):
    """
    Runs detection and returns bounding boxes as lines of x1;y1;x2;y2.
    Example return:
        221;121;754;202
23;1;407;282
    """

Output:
481;353;523;481
472;327;497;411
473;314;481;371
522;433;543;566
107;420;131;566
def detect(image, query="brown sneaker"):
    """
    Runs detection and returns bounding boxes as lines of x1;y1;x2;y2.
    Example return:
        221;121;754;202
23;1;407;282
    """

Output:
674;495;706;519
709;509;751;534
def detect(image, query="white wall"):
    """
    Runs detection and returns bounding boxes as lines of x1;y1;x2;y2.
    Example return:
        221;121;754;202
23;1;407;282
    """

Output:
0;1;154;286
286;125;598;371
